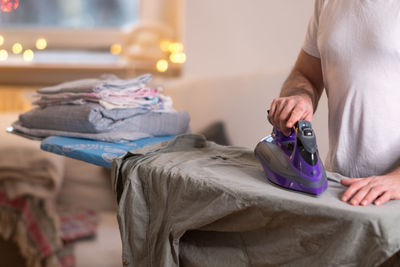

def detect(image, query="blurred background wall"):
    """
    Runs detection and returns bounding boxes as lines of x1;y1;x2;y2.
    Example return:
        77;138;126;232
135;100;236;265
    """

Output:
183;0;314;77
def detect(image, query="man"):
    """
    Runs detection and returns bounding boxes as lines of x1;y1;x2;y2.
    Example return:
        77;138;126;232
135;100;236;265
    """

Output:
268;0;400;206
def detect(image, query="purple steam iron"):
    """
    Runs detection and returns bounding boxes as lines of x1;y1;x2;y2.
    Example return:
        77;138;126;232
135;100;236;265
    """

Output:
254;120;328;195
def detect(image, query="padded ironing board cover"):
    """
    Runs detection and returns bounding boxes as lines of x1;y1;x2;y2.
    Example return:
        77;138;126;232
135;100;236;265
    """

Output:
40;135;174;168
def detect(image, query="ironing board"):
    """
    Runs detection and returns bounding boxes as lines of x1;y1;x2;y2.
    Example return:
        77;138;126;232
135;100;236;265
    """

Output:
40;135;175;168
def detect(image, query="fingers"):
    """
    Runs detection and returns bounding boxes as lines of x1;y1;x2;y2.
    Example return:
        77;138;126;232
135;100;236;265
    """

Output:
360;186;385;206
275;100;295;135
341;176;395;206
374;191;391;206
286;106;311;129
349;184;385;206
341;178;371;203
269;98;293;135
269;99;277;122
268;95;313;135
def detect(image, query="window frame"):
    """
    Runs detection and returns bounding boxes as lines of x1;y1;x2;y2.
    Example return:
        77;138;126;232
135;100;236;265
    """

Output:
0;27;124;50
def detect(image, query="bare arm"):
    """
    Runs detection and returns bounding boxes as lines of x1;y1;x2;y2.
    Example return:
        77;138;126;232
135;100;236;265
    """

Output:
269;49;324;135
281;49;324;110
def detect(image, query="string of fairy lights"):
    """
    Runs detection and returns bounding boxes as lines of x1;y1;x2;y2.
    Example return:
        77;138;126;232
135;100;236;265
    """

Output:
0;35;45;62
157;40;186;72
110;40;187;73
0;36;186;73
0;0;43;62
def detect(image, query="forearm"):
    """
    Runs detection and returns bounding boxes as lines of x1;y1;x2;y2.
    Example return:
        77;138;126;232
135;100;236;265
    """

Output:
268;50;324;133
280;69;321;111
279;49;324;112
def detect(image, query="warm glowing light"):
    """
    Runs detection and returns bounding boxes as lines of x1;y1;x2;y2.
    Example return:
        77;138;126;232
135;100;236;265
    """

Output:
168;42;183;53
110;43;122;55
156;59;168;72
0;35;4;46
160;40;170;52
1;0;19;12
169;52;186;64
23;49;34;62
12;43;22;54
36;38;47;50
0;49;8;61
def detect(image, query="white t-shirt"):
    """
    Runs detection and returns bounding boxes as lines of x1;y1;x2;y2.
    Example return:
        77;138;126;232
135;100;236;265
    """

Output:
303;0;400;178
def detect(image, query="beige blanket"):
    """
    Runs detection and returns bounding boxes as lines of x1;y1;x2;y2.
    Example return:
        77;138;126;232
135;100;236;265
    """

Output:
0;113;64;199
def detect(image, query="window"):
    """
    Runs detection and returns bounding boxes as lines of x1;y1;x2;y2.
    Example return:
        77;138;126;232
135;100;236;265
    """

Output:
0;0;184;84
0;0;139;28
0;0;139;50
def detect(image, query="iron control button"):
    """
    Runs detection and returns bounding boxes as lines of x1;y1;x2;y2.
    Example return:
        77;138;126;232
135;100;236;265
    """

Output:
304;129;313;136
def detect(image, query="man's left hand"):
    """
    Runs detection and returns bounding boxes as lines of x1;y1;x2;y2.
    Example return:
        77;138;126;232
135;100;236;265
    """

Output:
341;171;400;206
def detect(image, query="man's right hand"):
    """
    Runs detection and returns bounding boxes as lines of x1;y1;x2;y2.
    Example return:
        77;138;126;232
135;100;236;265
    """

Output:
268;94;314;136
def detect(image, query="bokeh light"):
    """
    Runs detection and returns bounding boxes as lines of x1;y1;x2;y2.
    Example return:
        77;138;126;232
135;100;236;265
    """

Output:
160;40;170;52
169;52;186;64
36;38;47;50
12;43;22;54
0;49;8;61
110;43;122;55
156;59;168;72
168;42;183;53
1;0;19;12
0;35;4;46
23;49;34;62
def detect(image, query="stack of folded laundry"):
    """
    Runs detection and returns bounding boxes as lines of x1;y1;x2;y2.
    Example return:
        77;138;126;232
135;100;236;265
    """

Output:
12;74;190;143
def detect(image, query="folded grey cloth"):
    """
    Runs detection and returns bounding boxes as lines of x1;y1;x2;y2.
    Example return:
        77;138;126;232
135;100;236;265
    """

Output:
13;108;190;142
112;134;400;267
19;103;152;133
37;75;115;94
11;122;152;142
37;74;152;94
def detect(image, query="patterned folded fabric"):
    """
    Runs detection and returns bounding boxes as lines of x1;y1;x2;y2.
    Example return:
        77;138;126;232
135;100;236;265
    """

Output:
56;204;99;243
37;74;152;95
0;190;62;267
